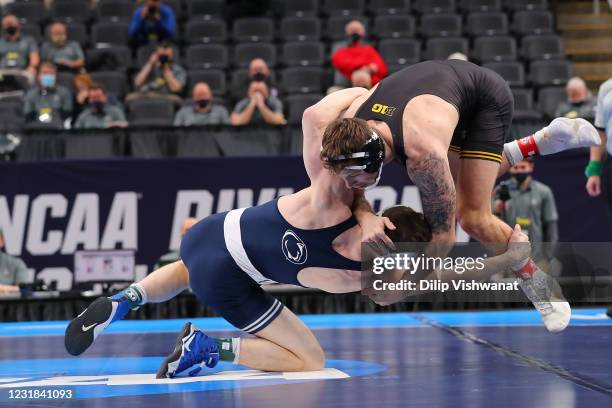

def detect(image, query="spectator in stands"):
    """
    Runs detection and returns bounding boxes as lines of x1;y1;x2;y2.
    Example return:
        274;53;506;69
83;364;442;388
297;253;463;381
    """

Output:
0;229;29;294
0;14;39;82
128;43;185;104
41;22;85;73
351;69;372;89
230;80;286;126
154;217;197;270
74;84;128;129
555;77;596;121
493;157;558;272
129;0;176;46
24;62;72;127
73;73;95;117
174;82;230;126
248;58;278;97
331;20;388;87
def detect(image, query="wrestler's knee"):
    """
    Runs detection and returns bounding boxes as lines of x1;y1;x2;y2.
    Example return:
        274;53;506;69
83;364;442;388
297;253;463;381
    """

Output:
300;344;325;371
458;208;492;238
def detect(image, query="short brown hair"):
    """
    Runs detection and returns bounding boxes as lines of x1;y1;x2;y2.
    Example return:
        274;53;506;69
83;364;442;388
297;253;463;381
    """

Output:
382;206;432;243
320;117;372;173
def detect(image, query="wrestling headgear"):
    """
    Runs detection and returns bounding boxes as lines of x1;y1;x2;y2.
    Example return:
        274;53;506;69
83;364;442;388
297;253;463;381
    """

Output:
325;131;385;189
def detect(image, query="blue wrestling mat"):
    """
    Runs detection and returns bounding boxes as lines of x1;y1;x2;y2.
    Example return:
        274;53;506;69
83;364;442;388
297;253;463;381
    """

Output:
0;309;610;407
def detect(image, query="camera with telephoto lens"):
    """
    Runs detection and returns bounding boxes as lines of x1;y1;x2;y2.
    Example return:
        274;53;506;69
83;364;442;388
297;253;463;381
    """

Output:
495;180;514;202
147;5;158;17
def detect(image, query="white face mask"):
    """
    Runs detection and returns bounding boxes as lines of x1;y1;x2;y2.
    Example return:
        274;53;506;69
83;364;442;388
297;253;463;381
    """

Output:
364;163;383;190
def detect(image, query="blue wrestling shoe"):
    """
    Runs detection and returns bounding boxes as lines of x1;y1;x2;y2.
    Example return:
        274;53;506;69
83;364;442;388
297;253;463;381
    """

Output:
64;296;131;356
156;322;220;379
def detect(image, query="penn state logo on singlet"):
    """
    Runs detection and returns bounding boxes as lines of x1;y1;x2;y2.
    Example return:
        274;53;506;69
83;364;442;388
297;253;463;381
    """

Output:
281;230;308;265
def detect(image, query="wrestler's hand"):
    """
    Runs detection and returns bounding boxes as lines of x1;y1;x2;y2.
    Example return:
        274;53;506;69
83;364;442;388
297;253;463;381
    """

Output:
586;175;601;197
506;224;531;270
359;212;396;255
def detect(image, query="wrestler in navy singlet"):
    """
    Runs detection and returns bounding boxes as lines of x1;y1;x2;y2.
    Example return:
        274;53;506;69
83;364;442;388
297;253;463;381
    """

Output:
181;199;360;334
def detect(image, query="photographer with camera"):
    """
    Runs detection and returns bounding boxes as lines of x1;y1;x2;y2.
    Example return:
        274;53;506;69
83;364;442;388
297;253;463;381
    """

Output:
129;0;177;47
493;157;559;273
127;42;185;105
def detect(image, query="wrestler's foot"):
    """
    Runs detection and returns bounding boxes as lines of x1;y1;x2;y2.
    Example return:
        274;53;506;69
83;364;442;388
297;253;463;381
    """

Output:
538;117;601;155
518;268;571;333
64;296;130;356
156;322;220;379
504;117;601;164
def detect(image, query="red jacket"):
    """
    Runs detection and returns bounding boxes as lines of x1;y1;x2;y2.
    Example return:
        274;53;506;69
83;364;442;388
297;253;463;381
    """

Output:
332;44;389;85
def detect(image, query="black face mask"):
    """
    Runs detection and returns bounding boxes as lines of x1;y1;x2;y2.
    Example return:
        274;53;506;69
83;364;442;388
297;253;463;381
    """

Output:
90;101;105;114
5;26;17;36
195;99;210;109
251;72;267;82
349;33;362;44
512;172;531;184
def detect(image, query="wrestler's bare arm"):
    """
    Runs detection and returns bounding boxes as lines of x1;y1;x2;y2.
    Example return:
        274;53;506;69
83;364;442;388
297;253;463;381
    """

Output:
405;144;457;253
302;88;368;193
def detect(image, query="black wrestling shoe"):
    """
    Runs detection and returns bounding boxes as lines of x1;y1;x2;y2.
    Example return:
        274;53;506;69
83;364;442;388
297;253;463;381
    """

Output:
64;297;127;356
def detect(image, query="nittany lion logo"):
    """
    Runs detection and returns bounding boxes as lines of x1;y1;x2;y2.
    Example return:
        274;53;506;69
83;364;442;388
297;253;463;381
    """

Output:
371;103;396;116
282;230;308;265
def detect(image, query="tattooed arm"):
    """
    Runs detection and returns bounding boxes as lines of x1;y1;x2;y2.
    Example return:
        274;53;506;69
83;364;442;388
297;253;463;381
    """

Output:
406;149;456;257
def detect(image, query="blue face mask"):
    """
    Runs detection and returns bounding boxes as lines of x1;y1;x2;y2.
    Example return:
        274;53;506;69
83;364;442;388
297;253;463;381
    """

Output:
40;74;56;88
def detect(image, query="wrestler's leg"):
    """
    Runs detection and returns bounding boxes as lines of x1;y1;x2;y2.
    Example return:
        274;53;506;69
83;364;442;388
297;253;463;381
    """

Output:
500;117;601;177
456;158;512;255
64;261;190;356
238;307;325;372
136;260;189;303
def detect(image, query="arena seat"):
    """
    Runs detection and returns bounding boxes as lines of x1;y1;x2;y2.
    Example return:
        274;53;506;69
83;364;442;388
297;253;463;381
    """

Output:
413;0;456;14
233;17;275;43
368;0;412;15
233;43;277;68
281;0;319;17
513;11;554;36
465;12;508;37
459;0;501;12
95;0;134;23
185;0;225;20
522;34;565;60
5;1;48;25
373;15;416;39
281;67;326;94
537;86;567;118
530;60;573;87
483;61;525;87
425;37;468;60
186;69;226;96
91;22;130;47
282;42;325;67
279;17;321;42
379;38;421;67
473;36;517;62
286;94;324;124
421;13;463;38
183;19;227;44
322;0;366;16
512;88;543;120
128;98;176;126
185;44;229;69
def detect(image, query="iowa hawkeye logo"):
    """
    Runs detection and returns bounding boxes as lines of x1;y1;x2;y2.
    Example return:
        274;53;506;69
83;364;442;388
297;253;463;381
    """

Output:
371;103;396;116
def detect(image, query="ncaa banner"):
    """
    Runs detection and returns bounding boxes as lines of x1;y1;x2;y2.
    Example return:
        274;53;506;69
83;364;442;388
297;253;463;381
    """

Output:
0;151;610;289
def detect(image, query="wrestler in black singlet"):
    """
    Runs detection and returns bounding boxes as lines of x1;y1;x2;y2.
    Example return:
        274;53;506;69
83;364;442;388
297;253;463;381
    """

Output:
354;59;514;164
